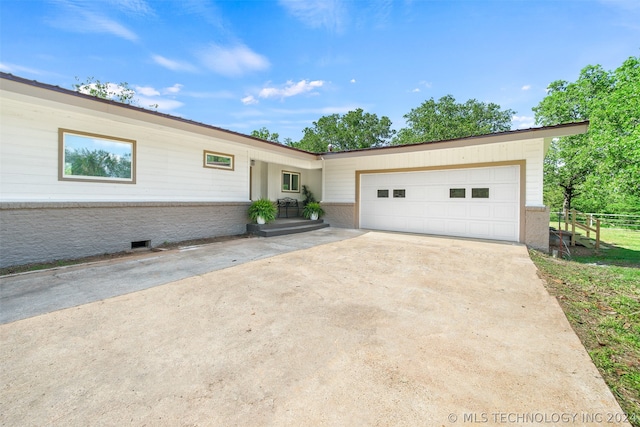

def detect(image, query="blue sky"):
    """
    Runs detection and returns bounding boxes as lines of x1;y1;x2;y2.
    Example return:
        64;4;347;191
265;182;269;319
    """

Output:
1;0;638;142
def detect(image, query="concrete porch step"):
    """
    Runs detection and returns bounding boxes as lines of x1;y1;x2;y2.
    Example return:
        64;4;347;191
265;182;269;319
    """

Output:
247;219;329;237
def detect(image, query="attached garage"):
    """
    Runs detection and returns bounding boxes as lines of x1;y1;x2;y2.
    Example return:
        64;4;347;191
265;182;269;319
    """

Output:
359;163;523;242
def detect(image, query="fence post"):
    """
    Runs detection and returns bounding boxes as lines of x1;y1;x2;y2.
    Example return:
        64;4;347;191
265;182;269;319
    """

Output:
595;219;600;251
587;214;592;238
564;208;569;231
571;209;576;247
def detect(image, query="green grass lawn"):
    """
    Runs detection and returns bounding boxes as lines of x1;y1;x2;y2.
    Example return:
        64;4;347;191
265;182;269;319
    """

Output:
533;227;640;426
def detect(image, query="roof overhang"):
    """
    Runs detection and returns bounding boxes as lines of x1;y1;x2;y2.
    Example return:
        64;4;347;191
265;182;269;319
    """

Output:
0;72;317;162
1;72;588;163
315;121;589;160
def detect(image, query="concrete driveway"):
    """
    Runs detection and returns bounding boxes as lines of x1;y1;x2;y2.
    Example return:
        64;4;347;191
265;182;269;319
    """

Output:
0;230;629;426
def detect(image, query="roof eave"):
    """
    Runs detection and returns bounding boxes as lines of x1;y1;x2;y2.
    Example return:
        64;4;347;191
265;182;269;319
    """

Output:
315;121;589;159
0;72;317;161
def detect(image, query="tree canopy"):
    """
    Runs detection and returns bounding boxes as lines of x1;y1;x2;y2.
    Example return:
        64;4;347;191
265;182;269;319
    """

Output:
392;95;515;145
288;108;395;152
73;77;158;109
251;127;280;143
534;56;639;213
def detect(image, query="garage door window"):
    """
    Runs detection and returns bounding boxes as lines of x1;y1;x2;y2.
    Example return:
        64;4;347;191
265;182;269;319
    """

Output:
393;189;406;198
449;188;466;198
472;188;490;198
377;189;389;198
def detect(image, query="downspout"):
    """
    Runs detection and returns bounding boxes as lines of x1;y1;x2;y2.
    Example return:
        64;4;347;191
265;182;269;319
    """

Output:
320;156;325;202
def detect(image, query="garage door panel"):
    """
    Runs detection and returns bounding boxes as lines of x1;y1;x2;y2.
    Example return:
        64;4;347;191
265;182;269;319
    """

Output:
360;165;519;242
493;205;517;220
446;221;468;234
494;166;518;181
491;184;518;201
446;205;468;219
468;221;492;237
493;223;518;240
469;168;492;182
472;205;492;219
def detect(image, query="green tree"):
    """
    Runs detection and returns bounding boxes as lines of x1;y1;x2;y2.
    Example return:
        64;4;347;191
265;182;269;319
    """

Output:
534;56;639;213
65;148;132;178
251;127;280;142
393;95;515;145
290;108;395;152
72;77;158;109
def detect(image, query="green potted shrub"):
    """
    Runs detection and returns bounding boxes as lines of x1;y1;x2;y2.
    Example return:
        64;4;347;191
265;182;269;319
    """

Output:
301;185;317;206
248;198;277;224
302;202;324;220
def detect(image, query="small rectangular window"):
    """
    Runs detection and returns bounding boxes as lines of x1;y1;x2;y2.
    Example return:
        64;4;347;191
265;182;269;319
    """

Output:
282;171;301;192
472;188;490;198
393;189;406;198
203;150;234;170
377;189;389;198
450;188;466;198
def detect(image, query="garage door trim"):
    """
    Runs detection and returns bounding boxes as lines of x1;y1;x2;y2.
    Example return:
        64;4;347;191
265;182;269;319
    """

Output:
355;160;526;242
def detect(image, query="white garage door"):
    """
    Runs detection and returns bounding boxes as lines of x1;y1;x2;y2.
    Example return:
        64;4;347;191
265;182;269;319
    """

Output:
360;165;520;242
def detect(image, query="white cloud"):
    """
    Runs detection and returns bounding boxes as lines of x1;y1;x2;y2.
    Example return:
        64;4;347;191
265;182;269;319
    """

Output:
137;96;184;111
111;0;154;15
279;0;347;33
163;84;183;94
512;115;535;129
77;13;137;41
272;104;360;115
241;95;259;105
0;62;44;75
135;85;160;96
198;43;269;77
48;1;139;41
259;80;324;99
152;55;198;72
409;80;431;92
185;90;235;99
350;78;356;83
521;85;531;91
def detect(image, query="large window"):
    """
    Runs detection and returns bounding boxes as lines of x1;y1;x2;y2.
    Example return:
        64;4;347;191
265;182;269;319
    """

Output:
59;129;135;183
282;171;300;192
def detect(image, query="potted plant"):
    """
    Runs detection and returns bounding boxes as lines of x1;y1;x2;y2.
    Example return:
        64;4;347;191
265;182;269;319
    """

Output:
302;185;317;206
248;198;277;224
302;202;324;221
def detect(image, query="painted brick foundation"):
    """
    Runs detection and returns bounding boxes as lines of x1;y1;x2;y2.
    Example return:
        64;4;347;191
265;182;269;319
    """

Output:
0;202;250;268
321;203;355;229
524;206;550;252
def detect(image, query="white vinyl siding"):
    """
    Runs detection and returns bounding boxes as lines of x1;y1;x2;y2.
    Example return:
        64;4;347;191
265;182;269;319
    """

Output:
322;139;545;206
0;97;317;202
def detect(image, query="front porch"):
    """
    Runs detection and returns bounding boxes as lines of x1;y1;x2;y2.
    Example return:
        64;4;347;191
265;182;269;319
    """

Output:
246;217;329;237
